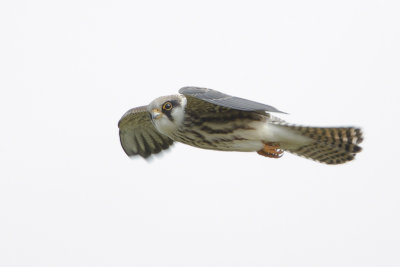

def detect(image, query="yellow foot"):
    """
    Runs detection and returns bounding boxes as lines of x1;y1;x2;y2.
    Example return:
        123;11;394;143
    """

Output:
257;143;284;158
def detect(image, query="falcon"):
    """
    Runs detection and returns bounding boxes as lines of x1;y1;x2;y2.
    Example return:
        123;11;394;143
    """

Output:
118;87;363;164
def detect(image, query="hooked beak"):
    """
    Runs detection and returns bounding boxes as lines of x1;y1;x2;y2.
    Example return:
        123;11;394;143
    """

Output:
151;108;162;120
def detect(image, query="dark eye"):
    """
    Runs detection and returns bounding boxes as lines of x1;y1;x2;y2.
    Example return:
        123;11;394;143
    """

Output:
162;101;173;111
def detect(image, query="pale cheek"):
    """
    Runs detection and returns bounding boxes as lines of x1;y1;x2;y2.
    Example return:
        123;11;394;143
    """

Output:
154;118;176;136
171;108;185;126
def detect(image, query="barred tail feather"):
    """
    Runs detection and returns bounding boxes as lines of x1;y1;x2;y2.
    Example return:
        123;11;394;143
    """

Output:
278;125;363;164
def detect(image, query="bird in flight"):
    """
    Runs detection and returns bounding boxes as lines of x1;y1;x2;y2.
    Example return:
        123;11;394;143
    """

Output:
118;87;363;164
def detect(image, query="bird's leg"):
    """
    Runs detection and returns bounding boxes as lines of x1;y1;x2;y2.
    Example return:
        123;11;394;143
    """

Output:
257;142;284;158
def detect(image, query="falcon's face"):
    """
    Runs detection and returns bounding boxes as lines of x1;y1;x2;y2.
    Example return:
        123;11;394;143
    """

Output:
147;94;187;136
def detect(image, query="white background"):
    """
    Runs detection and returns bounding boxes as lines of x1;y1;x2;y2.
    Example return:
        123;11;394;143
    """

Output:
1;0;399;266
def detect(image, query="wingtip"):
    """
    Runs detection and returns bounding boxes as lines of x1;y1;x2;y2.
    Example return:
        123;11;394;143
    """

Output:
179;86;208;94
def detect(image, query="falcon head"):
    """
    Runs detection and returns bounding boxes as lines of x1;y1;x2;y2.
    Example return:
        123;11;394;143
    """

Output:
147;94;187;136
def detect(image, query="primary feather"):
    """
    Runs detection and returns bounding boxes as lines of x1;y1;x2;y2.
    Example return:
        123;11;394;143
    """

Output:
179;86;286;113
118;106;173;158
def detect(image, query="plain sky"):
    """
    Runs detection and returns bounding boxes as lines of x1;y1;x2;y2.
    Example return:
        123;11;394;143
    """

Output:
1;0;399;266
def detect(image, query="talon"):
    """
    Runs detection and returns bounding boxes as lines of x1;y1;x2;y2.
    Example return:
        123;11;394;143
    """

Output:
257;143;284;158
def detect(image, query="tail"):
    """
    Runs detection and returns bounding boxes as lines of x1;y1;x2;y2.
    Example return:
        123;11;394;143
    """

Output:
273;124;363;164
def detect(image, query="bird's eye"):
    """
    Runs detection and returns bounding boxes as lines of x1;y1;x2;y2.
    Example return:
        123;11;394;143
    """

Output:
162;101;173;111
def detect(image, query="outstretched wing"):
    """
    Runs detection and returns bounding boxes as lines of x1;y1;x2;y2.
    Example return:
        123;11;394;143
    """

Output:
118;106;173;158
179;86;286;113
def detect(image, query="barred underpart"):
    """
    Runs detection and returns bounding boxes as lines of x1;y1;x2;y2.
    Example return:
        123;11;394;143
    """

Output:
172;103;266;150
282;125;363;164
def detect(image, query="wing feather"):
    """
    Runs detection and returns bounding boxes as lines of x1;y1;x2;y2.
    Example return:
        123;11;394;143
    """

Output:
179;86;286;113
118;106;173;158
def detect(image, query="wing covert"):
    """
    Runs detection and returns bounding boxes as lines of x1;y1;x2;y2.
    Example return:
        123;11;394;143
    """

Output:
179;86;286;113
118;106;173;158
